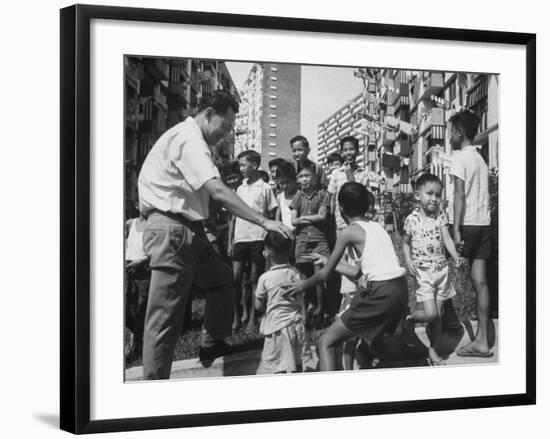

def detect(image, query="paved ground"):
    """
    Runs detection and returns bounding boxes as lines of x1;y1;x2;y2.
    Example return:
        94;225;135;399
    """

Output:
125;319;498;381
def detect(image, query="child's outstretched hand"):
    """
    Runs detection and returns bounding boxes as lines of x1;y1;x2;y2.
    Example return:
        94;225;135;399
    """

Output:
311;253;328;266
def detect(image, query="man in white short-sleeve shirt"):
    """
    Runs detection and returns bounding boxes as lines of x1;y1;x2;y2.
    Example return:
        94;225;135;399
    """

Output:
138;90;291;379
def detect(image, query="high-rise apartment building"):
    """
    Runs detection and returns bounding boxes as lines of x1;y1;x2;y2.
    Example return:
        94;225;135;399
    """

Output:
235;63;301;168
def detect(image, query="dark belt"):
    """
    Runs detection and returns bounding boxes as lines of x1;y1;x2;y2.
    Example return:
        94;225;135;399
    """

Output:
147;209;205;232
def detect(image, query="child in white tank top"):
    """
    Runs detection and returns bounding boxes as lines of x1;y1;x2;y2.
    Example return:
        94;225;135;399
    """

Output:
283;182;407;371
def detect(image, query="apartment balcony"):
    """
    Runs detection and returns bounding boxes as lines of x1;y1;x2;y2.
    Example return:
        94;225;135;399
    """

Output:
467;75;489;108
168;81;187;99
143;58;169;81
394;137;412;157
381;153;401;169
382;131;396;147
420;72;444;101
367;151;377;162
418;107;445;137
125;58;144;92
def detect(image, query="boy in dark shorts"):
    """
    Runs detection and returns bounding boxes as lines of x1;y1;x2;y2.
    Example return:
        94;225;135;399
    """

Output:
448;110;494;357
290;160;330;319
233;150;278;331
284;182;408;371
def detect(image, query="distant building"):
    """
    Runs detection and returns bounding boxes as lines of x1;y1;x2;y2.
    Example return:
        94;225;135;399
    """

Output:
235;63;301;168
124;57;240;213
317;68;499;196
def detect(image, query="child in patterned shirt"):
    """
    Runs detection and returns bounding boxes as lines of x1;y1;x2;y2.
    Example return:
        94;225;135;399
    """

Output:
401;173;463;366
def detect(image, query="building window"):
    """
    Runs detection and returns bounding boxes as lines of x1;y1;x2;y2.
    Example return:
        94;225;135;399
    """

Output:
270;85;277;90
269;133;276;137
449;78;457;101
270;114;277;119
269;152;276;156
269;142;277;147
270;95;277;99
270;76;278;81
270;66;278;72
270;104;277;109
269;123;277;128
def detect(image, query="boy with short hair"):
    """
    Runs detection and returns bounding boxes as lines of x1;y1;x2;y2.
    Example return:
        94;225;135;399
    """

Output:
255;232;312;374
233;150;278;331
275;161;298;233
401;173;463;365
290;159;330;318
447;110;494;357
284;182;408;371
290;135;328;189
268;157;287;196
326;151;344;179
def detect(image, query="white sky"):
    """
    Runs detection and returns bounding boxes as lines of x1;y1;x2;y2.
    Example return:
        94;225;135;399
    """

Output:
226;61;363;160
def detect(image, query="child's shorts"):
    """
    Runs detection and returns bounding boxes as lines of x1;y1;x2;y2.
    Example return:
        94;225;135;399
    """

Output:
415;265;456;303
233;240;265;265
295;239;330;264
257;319;312;374
340;276;408;345
337;292;355;318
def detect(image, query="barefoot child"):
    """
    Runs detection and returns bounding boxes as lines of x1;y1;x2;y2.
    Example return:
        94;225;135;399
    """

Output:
233;150;278;331
448;110;494;358
401;173;463;366
291;160;330;320
284;182;408;371
255;232;312;374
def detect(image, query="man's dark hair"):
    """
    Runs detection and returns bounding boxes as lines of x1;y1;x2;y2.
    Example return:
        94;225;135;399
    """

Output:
276;161;297;180
237;150;261;167
221;161;240;179
449;110;480;141
289;135;310;149
197;89;239;115
264;231;292;253
258;170;270;183
327;152;344;165
414;172;443;191
268;157;286;170
297;159;317;175
339;136;360;152
338;182;370;217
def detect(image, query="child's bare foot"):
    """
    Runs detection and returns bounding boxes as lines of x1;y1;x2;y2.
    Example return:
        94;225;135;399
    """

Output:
428;348;446;366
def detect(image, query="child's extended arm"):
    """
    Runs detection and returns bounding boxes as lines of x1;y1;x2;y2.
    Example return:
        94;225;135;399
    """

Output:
441;225;463;266
285;228;352;296
312;252;360;279
401;232;418;276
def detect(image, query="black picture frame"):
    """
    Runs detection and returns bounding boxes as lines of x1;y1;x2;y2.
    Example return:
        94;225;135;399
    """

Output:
60;4;536;434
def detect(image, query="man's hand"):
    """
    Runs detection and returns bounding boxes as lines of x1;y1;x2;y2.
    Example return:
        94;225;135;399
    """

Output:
453;229;464;254
263;219;293;239
281;282;305;299
455;256;466;269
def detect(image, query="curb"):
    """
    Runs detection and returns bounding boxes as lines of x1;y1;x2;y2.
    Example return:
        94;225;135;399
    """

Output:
125;319;498;381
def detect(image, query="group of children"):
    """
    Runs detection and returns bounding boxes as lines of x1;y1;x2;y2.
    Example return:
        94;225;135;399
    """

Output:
126;109;494;374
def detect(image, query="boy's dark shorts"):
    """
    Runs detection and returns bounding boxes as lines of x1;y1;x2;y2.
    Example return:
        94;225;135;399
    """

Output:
340;276;408;345
295;239;330;264
452;225;492;260
233;240;265;265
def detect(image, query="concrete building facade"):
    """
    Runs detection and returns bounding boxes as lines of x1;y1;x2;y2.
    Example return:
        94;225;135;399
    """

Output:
235;63;301;169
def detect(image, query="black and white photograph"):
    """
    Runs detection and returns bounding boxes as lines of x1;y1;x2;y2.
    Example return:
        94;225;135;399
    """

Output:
123;57;500;381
